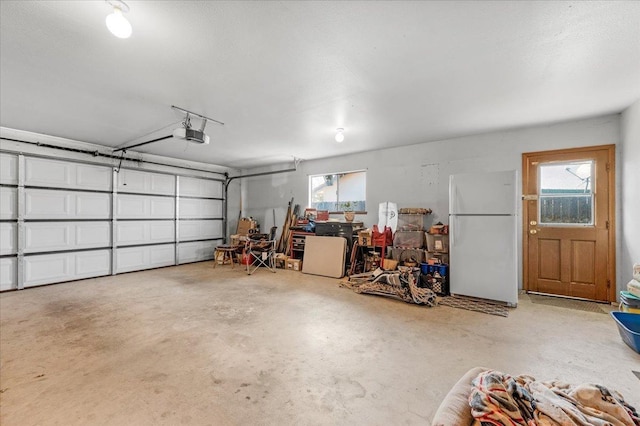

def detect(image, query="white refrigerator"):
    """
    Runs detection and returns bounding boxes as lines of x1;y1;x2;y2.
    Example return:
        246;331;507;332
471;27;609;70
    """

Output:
449;170;518;306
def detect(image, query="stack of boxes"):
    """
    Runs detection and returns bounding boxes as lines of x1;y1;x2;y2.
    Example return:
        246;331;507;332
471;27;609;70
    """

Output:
388;211;428;264
423;224;449;295
621;263;640;313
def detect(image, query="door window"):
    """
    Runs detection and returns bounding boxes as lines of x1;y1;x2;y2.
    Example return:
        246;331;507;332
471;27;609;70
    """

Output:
538;160;593;225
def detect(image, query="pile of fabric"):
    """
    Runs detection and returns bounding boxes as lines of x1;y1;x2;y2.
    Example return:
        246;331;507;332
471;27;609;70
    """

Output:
469;370;640;426
341;267;437;306
627;263;640;298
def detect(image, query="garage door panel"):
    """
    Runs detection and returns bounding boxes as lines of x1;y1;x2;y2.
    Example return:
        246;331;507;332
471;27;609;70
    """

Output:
75;222;111;247
75;250;111;275
150;197;174;217
179;177;222;198
179;198;221;219
0;223;17;255
179;220;222;241
76;164;112;191
178;240;216;263
150;221;175;241
0;153;18;184
24;222;110;253
0;187;17;219
25;157;111;191
24;250;110;287
25;189;110;219
117;169;175;195
116;244;175;273
117;194;174;219
76;193;111;217
0;257;17;291
116;221;175;246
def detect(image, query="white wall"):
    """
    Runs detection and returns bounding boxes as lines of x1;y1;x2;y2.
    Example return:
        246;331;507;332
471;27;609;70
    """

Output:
621;100;640;285
243;114;621;290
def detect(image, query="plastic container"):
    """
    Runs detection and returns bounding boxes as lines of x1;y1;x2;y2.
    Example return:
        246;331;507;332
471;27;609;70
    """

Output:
620;291;640;307
397;214;425;231
426;233;449;252
393;231;425;248
610;311;640;353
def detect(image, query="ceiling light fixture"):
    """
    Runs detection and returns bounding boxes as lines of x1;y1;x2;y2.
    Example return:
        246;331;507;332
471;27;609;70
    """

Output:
335;128;345;143
105;0;132;39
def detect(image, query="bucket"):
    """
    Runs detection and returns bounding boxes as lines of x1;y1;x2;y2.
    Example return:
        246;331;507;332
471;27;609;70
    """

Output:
436;264;448;277
240;252;253;266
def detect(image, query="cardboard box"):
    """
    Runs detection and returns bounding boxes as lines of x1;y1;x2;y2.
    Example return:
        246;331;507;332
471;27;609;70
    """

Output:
275;253;289;269
286;259;302;271
358;229;373;246
237;218;258;236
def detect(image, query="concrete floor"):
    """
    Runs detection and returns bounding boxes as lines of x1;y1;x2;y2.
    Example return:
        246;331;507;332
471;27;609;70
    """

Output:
1;262;638;425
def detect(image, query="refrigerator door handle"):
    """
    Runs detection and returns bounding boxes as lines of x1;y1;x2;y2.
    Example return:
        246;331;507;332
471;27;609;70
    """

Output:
450;181;457;214
450;215;455;248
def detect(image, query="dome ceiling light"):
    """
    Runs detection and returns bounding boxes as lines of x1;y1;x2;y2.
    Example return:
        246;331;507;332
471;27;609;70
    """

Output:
105;0;132;39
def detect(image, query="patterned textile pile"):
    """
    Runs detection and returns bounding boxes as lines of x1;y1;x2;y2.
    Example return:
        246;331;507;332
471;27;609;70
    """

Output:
341;268;437;306
469;370;640;426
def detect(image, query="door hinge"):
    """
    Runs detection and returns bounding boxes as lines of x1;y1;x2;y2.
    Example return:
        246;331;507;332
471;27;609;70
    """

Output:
606;220;610;230
606;163;610;172
607;279;611;289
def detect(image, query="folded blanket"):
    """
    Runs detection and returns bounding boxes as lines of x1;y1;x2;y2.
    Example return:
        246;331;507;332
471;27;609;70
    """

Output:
628;279;640;299
470;371;639;426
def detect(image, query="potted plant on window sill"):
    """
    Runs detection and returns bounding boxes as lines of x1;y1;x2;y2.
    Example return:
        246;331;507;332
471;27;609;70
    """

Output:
341;202;355;223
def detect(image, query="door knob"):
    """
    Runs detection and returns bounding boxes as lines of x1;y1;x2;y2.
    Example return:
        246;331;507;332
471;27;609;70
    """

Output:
530;220;537;226
529;229;537;234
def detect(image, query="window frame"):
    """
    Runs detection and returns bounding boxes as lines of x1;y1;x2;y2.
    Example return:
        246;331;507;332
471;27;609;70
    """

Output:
308;169;367;214
537;160;595;227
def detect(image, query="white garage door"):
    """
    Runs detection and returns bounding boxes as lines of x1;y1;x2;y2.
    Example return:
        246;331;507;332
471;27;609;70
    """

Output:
177;176;223;264
0;153;224;291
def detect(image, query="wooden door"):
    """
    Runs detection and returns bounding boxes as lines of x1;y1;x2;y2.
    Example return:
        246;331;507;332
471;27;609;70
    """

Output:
522;145;615;302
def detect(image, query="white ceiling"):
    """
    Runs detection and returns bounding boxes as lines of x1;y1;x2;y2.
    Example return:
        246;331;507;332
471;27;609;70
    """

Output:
1;1;639;169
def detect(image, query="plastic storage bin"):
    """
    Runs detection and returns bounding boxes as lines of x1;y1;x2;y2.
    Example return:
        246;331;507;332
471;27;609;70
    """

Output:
426;233;449;252
610;311;640;353
397;214;425;231
393;231;425;248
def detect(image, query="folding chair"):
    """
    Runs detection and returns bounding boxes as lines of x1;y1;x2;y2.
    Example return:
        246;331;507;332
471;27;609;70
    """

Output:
246;227;277;275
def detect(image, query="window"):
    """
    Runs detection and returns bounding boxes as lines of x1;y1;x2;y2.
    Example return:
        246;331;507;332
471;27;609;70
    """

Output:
309;170;366;212
538;160;593;225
